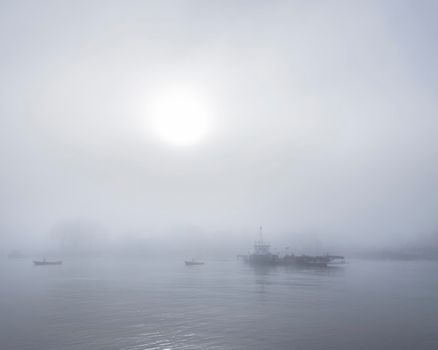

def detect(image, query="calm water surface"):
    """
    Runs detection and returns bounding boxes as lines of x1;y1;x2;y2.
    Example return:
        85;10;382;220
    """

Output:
1;258;438;350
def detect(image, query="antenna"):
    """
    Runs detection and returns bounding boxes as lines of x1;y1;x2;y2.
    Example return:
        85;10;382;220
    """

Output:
254;226;270;255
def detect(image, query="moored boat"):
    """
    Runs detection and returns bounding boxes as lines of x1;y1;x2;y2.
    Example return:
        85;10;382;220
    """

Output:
241;227;344;267
185;259;204;266
33;258;63;266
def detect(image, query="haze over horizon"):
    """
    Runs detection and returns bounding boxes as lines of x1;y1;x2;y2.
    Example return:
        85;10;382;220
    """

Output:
2;0;438;254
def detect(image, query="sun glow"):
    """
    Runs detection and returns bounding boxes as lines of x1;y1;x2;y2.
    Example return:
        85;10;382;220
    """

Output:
145;85;213;146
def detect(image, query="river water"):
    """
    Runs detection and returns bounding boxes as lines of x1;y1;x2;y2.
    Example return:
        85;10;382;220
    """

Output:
1;258;438;349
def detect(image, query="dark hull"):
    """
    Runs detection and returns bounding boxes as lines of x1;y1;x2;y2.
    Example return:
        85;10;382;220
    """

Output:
185;261;204;266
245;254;280;265
33;261;62;266
245;254;343;267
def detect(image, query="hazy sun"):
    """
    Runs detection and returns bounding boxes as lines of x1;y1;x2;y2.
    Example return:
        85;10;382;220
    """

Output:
145;85;212;146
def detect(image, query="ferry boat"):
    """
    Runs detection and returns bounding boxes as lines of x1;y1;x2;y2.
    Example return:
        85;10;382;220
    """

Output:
242;227;344;267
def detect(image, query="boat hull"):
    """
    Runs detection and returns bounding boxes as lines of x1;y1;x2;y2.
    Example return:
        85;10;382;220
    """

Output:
244;254;344;267
33;261;63;266
185;261;204;266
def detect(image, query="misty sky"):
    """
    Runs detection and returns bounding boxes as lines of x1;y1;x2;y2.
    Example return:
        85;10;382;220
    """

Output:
1;0;438;249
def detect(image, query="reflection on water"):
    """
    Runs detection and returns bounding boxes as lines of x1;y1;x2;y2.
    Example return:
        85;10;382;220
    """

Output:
250;263;345;296
1;258;437;350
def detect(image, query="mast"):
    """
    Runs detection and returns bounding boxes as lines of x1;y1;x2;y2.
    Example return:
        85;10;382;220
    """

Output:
254;226;270;255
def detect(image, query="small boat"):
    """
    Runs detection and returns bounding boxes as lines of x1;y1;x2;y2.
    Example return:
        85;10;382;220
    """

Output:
33;258;63;266
185;259;204;266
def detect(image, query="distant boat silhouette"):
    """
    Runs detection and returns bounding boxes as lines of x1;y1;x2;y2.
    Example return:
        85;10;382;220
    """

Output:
185;259;204;266
33;258;62;266
241;227;345;267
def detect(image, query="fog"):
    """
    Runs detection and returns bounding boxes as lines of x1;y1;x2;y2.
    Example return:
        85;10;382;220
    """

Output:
1;0;438;257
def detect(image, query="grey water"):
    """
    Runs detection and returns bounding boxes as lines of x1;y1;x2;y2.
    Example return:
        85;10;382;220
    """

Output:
1;258;438;350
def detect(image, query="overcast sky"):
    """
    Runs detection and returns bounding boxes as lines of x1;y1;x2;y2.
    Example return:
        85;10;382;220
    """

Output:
1;0;438;250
